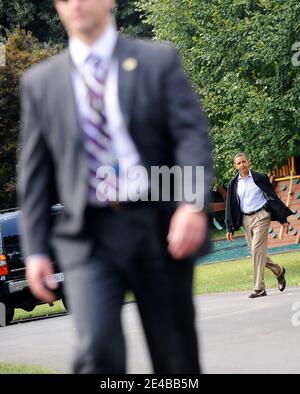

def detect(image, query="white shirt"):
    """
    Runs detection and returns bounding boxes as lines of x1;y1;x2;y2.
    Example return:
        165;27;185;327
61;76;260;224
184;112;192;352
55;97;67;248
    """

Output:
237;170;267;213
69;24;148;203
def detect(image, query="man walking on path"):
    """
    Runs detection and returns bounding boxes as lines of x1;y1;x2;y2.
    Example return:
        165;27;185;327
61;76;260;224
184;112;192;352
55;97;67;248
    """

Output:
18;0;212;374
225;153;292;298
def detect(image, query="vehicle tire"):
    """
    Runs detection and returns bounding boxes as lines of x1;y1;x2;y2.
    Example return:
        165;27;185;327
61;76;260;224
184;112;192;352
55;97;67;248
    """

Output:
5;306;14;325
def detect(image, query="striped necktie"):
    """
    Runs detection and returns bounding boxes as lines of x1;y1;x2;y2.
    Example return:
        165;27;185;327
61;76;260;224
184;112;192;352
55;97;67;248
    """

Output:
81;54;119;204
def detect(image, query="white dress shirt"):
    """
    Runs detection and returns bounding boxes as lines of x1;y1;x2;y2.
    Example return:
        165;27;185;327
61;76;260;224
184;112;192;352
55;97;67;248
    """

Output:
237;170;267;214
69;24;148;203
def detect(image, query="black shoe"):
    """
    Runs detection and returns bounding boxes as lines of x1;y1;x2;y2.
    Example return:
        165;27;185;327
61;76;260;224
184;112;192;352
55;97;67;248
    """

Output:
248;289;267;298
277;267;286;292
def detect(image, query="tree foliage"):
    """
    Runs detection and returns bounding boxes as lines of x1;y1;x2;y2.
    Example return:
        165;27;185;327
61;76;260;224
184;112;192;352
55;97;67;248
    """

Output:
0;28;60;209
139;0;300;183
0;1;151;209
0;0;151;43
0;0;66;44
115;0;152;37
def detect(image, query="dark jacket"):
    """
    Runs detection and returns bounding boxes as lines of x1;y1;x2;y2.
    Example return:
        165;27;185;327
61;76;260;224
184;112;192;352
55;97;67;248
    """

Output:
18;35;213;268
225;170;293;234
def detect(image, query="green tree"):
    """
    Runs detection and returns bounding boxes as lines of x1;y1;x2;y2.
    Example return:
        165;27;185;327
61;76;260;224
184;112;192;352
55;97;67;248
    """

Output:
0;28;60;209
0;0;66;44
139;0;300;183
0;0;152;43
115;0;152;37
0;1;151;209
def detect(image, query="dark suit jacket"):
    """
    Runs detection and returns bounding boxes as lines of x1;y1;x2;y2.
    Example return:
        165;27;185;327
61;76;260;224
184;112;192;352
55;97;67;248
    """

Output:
18;35;213;269
225;170;293;234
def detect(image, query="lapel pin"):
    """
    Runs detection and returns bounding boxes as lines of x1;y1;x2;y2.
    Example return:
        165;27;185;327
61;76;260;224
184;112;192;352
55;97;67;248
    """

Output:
122;58;138;72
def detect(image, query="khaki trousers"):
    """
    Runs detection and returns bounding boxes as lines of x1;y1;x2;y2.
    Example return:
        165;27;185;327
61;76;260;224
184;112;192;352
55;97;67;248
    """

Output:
243;209;283;291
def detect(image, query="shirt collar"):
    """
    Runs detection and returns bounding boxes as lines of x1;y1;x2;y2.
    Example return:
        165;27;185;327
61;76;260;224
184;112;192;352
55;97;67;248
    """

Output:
238;170;252;180
69;24;118;68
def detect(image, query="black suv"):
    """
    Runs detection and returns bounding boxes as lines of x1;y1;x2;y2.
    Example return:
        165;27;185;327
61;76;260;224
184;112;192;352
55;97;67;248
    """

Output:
0;204;66;325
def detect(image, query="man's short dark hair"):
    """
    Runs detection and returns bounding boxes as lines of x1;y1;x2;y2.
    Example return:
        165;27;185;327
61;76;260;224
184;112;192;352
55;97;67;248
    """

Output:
233;153;248;163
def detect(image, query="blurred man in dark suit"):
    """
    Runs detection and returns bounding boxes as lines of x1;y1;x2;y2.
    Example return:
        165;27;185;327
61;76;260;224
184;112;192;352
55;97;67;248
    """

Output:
18;0;212;374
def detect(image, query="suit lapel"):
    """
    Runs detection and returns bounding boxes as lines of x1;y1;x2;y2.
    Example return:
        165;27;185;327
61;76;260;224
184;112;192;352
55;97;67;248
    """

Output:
59;50;83;142
252;171;260;186
57;51;89;208
115;35;139;129
233;174;240;205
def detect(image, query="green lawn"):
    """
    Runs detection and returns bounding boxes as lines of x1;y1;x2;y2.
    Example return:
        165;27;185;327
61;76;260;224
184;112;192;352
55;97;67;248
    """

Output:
5;250;299;374
0;362;54;374
194;251;300;294
211;227;245;240
12;251;300;322
13;300;66;322
10;226;248;322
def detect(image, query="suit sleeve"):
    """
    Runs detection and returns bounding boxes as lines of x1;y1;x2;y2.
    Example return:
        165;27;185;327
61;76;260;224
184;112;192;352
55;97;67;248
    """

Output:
17;75;54;260
162;47;213;211
225;181;234;233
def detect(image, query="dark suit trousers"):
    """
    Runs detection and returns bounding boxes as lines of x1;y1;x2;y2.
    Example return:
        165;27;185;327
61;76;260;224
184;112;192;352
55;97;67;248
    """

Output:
63;203;201;374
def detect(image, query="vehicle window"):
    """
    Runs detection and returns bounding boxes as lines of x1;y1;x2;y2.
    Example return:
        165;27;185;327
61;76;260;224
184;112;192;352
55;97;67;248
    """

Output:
1;217;20;255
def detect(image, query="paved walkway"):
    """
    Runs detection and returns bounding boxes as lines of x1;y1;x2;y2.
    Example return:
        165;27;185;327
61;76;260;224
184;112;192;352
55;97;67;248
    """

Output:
1;287;300;374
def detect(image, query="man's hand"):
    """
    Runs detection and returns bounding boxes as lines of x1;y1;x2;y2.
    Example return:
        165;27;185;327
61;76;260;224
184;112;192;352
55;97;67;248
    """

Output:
25;256;58;303
167;205;208;260
226;232;234;242
282;223;289;235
